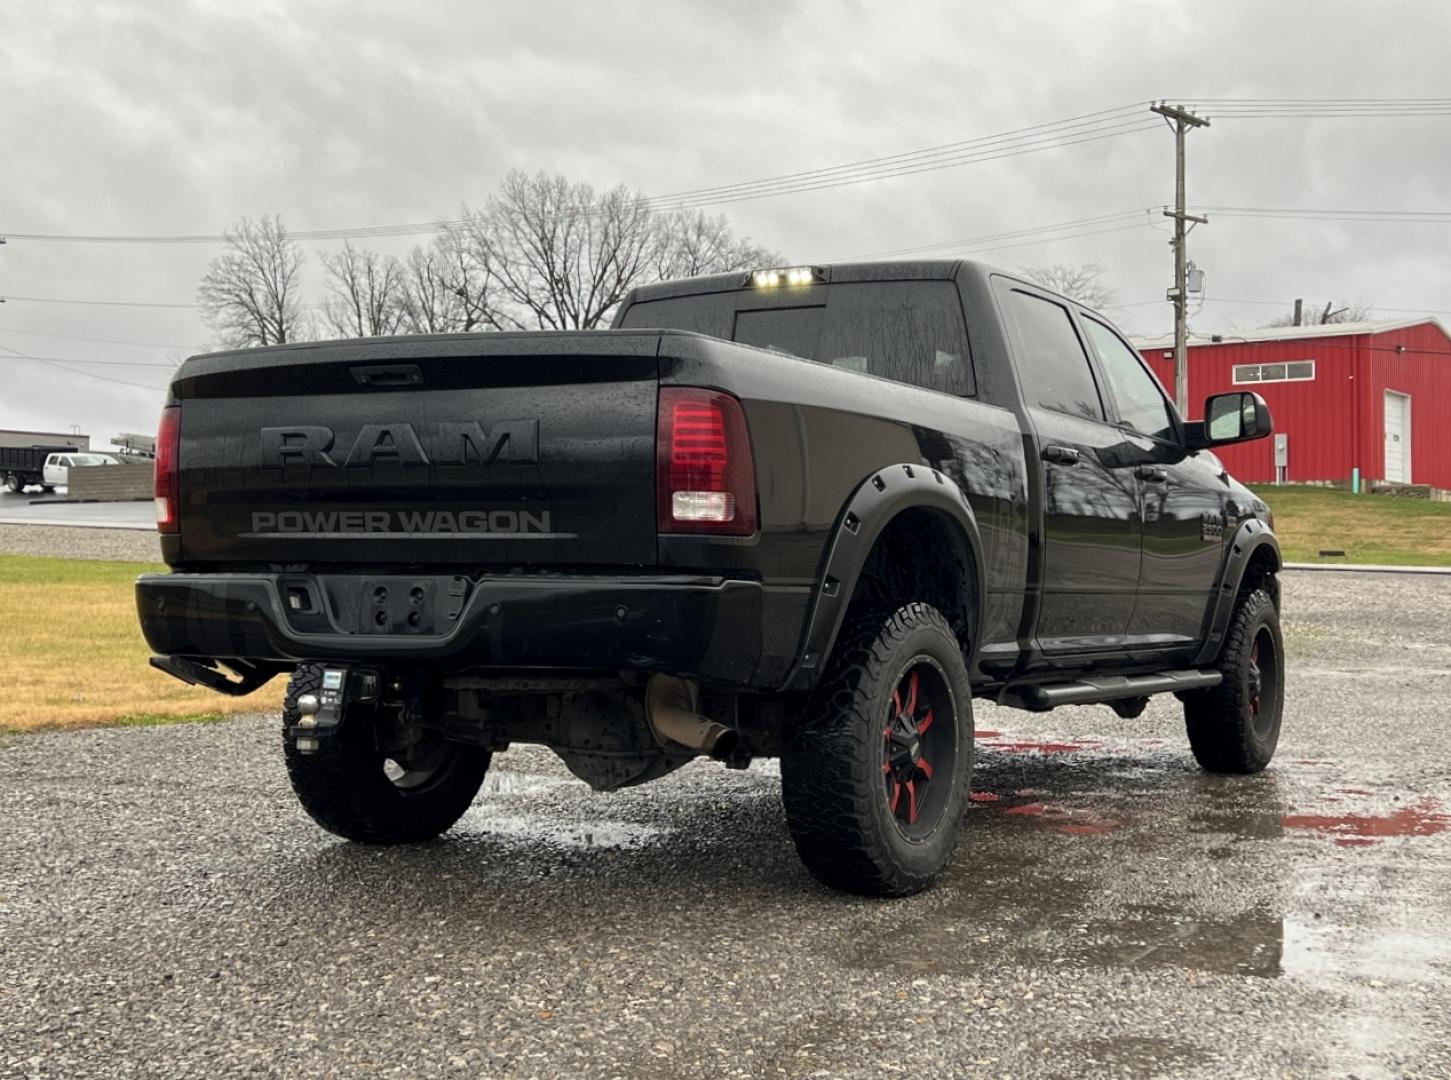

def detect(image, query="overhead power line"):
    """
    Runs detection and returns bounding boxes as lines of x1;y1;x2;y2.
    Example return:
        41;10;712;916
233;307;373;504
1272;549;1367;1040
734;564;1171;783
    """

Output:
833;209;1160;260
6;96;1450;245
3;105;1162;244
0;326;199;350
2;294;200;309
0;341;171;390
1195;205;1451;223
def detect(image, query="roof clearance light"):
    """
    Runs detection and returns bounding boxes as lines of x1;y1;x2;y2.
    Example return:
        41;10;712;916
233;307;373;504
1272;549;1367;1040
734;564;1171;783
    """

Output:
752;266;820;288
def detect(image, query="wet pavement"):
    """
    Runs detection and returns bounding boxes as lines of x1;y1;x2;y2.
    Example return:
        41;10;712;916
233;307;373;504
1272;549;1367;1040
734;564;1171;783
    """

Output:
2;570;1449;1078
0;493;154;531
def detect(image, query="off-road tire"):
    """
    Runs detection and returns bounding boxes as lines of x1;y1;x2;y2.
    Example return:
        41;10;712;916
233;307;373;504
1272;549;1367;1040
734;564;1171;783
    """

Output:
1184;587;1284;774
781;602;973;897
282;663;490;843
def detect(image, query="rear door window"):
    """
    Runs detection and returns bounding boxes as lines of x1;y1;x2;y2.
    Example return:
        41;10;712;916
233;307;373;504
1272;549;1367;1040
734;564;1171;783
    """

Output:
1001;289;1105;421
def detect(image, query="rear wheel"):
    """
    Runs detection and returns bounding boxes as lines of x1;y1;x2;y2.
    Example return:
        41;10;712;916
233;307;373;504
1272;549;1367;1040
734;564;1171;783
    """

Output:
781;603;973;896
1184;587;1284;774
282;664;490;843
4;473;21;493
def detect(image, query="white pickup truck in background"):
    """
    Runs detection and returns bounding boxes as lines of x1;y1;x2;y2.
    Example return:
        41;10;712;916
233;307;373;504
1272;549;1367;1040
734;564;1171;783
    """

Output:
41;452;121;491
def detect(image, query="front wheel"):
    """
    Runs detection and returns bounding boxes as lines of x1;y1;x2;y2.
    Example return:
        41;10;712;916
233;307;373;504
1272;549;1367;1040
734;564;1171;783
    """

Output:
282;664;490;844
1183;587;1285;774
781;602;974;897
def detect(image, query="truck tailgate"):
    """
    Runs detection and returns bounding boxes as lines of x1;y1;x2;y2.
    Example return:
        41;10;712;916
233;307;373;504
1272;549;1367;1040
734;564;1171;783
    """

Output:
172;334;660;567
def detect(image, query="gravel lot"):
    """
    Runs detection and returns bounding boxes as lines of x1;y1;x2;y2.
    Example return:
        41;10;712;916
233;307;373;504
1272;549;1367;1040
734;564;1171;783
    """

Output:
2;571;1448;1079
0;524;160;563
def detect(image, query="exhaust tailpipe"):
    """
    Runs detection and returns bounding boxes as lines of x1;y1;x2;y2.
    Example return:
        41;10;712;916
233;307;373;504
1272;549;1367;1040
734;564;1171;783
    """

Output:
645;675;739;760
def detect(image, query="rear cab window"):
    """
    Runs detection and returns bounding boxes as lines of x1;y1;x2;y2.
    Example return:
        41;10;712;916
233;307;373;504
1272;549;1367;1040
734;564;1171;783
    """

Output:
618;280;975;397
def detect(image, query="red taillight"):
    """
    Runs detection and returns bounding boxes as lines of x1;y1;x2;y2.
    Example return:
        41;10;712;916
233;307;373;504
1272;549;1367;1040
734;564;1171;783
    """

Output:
656;387;757;536
154;405;181;534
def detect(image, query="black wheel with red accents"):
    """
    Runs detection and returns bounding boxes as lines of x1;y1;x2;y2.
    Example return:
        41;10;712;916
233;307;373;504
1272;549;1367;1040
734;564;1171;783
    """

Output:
1184;587;1284;774
781;602;974;897
882;660;959;835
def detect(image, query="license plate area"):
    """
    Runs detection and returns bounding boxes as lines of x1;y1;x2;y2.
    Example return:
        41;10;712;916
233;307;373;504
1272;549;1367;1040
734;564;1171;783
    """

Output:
357;575;470;636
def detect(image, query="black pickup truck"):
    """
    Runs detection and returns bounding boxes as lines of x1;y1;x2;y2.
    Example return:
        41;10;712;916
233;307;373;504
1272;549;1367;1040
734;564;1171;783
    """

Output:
137;260;1283;896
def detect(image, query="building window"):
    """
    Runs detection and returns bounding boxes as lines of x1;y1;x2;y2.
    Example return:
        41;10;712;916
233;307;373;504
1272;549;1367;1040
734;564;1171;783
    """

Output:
1232;360;1315;385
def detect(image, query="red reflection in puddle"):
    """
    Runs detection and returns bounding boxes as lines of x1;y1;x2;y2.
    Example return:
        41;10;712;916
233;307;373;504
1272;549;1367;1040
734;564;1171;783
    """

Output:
1055;822;1113;836
980;739;1101;754
975;730;1001;739
1283;798;1449;842
969;791;1003;803
996;800;1120;836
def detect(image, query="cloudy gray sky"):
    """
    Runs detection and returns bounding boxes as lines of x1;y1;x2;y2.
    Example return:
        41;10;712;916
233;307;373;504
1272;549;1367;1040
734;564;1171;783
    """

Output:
5;0;1451;442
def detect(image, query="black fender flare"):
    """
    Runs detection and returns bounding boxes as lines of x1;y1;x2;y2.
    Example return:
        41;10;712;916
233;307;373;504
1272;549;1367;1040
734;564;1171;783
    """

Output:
1193;517;1282;667
782;463;986;691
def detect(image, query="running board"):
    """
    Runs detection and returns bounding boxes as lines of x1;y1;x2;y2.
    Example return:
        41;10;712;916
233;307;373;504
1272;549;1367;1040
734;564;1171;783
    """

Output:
1001;669;1223;712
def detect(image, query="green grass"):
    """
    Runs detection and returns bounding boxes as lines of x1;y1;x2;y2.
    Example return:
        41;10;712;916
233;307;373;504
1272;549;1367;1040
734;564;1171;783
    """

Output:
1249;485;1451;566
0;555;283;732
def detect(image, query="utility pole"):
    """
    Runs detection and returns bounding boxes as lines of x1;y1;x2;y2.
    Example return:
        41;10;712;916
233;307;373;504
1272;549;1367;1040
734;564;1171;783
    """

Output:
1152;103;1209;417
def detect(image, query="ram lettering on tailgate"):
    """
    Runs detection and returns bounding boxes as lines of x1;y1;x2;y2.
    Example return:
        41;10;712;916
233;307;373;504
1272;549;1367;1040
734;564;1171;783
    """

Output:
259;420;539;469
249;420;559;538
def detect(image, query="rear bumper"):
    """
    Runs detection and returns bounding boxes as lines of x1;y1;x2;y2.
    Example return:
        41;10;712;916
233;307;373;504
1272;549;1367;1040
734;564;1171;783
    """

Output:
136;572;766;684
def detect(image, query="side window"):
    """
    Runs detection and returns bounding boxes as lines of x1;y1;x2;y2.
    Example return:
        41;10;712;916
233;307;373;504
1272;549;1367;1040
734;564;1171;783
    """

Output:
1002;289;1104;420
1081;317;1176;442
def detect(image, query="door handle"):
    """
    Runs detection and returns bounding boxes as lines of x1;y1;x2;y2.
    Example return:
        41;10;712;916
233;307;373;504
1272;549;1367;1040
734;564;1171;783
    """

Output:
1135;465;1168;482
350;363;425;388
1042;445;1082;466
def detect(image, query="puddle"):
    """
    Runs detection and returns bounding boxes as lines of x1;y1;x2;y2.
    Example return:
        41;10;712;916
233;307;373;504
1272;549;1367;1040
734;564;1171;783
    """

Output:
978;733;1104;755
479;771;567;798
461;811;669;850
1283;921;1451;984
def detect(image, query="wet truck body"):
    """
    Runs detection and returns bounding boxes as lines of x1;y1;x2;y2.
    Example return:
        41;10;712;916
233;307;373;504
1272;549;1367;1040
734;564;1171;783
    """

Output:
137;260;1285;895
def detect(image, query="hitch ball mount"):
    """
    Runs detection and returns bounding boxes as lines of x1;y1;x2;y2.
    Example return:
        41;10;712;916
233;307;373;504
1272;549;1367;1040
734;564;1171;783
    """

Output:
289;667;380;754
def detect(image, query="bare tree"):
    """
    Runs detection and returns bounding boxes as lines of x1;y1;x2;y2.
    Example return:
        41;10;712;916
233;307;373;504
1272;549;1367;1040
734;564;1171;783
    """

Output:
1019;263;1116;309
397;228;504;334
1262;298;1375;327
320;242;406;338
651;209;781;280
463;170;658;330
198;216;307;347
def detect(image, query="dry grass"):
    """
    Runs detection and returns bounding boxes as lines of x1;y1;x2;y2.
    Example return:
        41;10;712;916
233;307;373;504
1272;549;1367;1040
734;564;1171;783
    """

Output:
0;555;283;733
1249;485;1451;566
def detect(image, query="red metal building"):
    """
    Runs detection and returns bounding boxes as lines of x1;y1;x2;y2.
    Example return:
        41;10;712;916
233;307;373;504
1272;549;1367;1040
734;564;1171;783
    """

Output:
1134;319;1451;489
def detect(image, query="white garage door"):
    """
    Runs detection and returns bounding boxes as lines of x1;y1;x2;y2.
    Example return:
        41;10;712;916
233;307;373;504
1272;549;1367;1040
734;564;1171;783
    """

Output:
1384;391;1411;484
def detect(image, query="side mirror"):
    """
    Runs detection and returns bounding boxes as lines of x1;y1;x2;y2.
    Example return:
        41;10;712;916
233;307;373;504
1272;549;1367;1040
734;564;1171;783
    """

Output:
1185;391;1273;450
